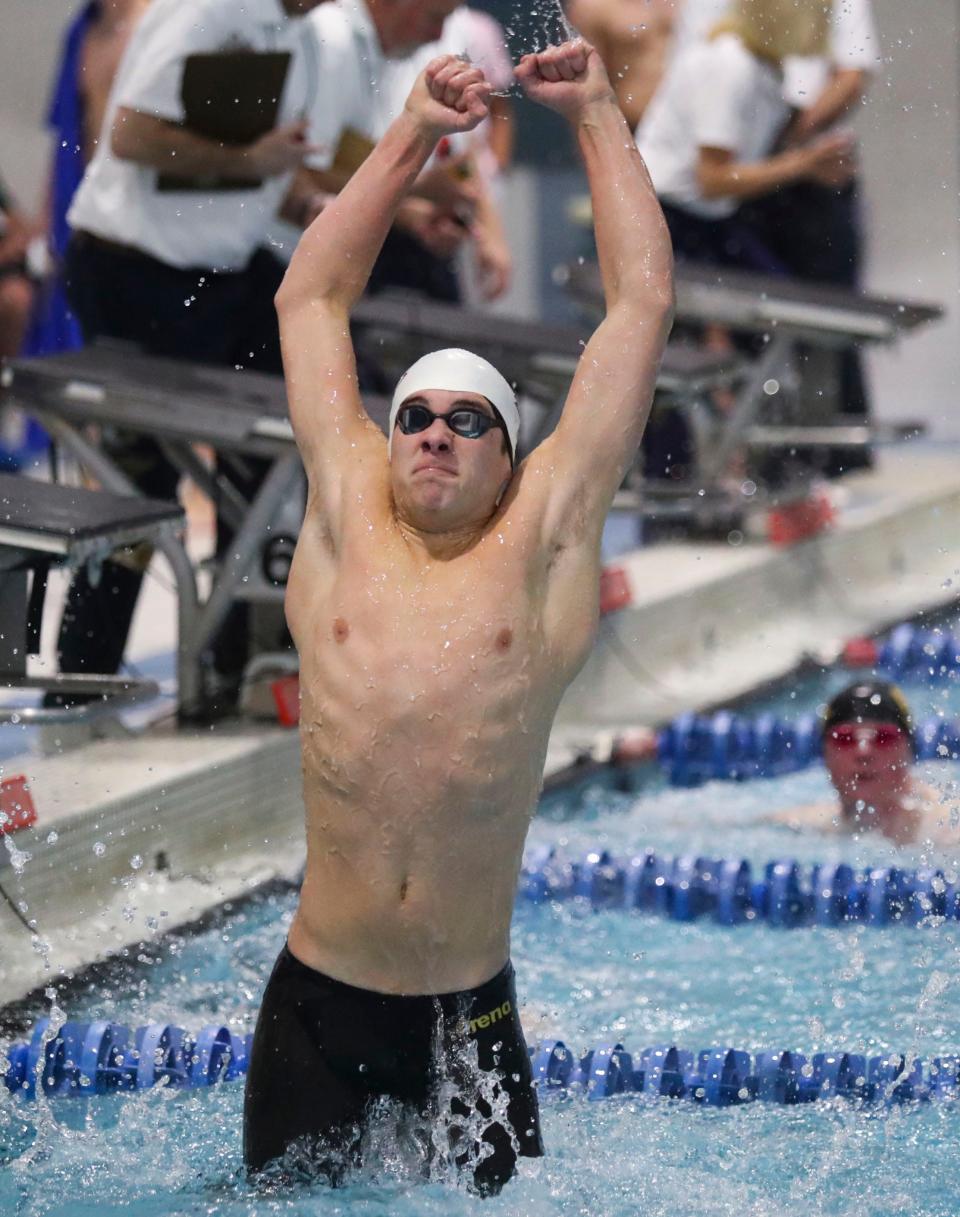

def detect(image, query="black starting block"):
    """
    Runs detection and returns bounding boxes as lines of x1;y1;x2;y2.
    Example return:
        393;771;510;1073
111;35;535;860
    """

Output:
0;473;183;724
560;259;942;492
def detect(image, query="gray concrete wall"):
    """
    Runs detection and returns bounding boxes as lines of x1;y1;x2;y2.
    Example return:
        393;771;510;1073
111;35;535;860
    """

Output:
1;0;957;429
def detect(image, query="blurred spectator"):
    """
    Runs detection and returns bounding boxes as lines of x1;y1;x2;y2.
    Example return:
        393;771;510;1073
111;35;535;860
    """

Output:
304;0;468;303
373;4;514;301
304;0;510;304
565;0;677;129
744;0;880;474
636;0;853;273
436;7;516;187
0;176;38;364
52;0;329;713
663;0;879;475
25;0;151;356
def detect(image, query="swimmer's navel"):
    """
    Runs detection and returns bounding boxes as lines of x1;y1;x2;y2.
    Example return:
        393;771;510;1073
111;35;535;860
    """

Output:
495;627;513;652
399;877;409;903
333;617;349;643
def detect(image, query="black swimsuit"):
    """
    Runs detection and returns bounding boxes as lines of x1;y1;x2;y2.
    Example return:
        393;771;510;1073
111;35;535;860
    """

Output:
243;945;543;1195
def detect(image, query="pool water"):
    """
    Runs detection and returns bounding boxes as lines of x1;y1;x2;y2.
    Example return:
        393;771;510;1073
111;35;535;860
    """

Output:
4;654;960;1215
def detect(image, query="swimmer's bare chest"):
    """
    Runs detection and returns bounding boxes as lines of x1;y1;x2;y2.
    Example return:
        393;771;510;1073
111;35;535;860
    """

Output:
289;511;571;824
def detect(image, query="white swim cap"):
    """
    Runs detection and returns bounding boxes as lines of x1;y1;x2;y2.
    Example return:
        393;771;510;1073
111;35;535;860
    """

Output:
388;348;519;463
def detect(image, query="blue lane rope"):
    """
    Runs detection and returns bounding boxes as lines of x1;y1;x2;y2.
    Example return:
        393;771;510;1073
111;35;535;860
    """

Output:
530;1040;959;1106
657;710;959;788
2;1020;251;1100
5;1020;957;1110
878;624;960;683
519;847;959;928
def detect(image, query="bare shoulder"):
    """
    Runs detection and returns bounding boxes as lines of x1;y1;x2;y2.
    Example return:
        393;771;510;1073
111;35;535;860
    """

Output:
496;438;605;577
916;782;960;847
767;802;840;834
285;463;391;639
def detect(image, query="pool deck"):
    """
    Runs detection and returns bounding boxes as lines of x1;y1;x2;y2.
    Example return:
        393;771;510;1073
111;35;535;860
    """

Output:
553;445;960;748
2;445;960;1012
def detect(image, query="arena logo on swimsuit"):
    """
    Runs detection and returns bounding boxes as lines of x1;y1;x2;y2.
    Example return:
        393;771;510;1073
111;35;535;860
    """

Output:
470;999;512;1034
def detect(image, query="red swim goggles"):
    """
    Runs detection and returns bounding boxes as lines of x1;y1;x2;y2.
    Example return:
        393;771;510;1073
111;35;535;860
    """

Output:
827;723;905;750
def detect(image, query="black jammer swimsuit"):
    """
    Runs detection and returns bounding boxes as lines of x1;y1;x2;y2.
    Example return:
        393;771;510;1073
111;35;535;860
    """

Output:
243;945;543;1195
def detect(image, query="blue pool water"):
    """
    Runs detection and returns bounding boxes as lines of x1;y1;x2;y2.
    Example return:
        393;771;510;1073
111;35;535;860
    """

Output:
4;656;960;1215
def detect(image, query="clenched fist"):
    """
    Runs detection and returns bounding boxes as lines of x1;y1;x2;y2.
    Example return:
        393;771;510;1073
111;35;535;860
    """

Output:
515;40;615;119
405;55;493;141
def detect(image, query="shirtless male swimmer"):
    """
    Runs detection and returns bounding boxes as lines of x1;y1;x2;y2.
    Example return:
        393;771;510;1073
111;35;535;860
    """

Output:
243;40;674;1192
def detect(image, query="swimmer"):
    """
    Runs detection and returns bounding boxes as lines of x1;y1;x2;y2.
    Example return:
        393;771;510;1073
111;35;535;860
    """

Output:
243;40;673;1192
771;680;959;847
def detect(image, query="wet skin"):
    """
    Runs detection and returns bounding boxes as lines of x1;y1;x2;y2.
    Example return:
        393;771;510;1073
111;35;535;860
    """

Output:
284;389;600;994
566;0;677;129
276;41;673;995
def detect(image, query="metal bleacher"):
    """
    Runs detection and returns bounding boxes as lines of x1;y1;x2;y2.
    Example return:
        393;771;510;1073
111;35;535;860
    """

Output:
0;472;183;724
1;303;739;718
0;263;942;719
560;259;943;498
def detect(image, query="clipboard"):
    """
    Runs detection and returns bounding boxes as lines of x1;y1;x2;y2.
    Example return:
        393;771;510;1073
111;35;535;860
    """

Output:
331;127;376;178
157;49;292;193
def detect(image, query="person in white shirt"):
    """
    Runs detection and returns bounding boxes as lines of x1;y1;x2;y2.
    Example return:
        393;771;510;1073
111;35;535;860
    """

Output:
675;0;879;138
303;0;510;303
371;5;515;300
636;0;854;272
419;6;516;186
737;0;880;474
57;0;329;716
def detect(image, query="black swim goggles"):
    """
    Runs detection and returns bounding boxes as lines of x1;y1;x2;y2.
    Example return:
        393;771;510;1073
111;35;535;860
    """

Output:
396;401;507;445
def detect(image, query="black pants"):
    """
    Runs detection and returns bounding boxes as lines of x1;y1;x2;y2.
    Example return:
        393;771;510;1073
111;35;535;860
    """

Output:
368;228;461;304
738;181;870;474
660;201;791;277
58;234;287;696
243;946;543;1195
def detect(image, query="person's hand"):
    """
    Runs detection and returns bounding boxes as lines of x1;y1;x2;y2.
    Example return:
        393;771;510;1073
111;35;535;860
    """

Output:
396;198;469;261
406;55;492;141
246;120;317;177
514;39;615;120
416;159;481;220
472;228;512;300
800;131;856;188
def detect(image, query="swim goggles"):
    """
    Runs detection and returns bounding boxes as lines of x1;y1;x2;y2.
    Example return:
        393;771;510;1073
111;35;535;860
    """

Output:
827;723;906;750
395;402;507;444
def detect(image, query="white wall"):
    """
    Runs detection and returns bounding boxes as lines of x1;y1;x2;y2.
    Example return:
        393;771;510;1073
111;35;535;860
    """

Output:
1;0;957;432
0;0;75;211
858;0;960;437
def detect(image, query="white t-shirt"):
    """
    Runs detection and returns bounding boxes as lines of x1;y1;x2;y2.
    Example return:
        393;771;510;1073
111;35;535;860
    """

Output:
636;33;789;219
304;0;394;158
673;0;879;108
375;6;514;180
782;0;880;108
68;0;326;271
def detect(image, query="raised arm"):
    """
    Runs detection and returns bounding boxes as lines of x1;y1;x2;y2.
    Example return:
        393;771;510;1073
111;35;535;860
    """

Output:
274;57;491;503
514;41;673;536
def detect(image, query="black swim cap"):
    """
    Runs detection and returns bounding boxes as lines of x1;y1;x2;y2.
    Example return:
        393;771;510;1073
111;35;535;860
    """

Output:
821;680;914;745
